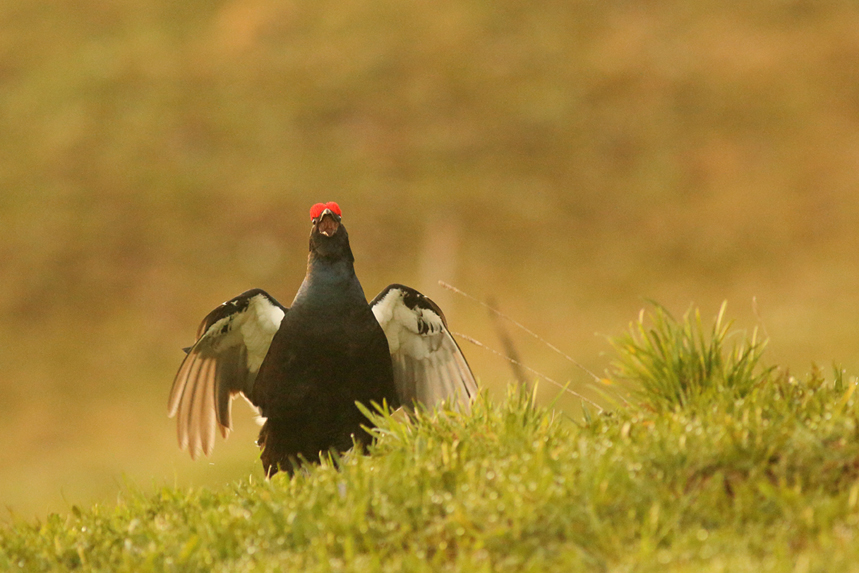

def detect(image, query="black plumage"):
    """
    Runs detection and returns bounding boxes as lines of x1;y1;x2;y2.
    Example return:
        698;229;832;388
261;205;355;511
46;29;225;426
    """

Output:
169;202;476;476
251;209;398;475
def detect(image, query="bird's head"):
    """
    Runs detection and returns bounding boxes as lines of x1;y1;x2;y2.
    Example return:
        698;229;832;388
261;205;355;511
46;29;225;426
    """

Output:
310;202;342;237
308;201;352;261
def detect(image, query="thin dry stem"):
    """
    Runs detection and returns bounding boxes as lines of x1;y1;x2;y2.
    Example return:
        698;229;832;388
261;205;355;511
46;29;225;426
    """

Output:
487;296;531;388
752;296;770;341
440;281;602;382
452;331;604;412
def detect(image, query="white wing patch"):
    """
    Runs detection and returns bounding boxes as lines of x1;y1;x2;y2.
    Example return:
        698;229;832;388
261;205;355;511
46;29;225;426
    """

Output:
241;295;285;372
168;290;285;459
372;286;477;411
372;288;445;354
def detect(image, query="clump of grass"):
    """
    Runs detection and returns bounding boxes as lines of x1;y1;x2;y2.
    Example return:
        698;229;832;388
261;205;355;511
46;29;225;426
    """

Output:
4;306;859;571
609;301;771;411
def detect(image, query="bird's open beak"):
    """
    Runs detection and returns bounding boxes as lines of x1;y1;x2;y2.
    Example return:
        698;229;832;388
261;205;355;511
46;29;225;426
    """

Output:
317;209;340;237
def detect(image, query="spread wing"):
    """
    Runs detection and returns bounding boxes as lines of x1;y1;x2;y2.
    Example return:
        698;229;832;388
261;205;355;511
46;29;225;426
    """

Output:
371;284;477;411
168;288;286;459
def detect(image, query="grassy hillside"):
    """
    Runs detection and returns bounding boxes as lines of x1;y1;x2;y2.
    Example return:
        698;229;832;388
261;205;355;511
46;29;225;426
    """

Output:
4;0;859;522
4;306;859;571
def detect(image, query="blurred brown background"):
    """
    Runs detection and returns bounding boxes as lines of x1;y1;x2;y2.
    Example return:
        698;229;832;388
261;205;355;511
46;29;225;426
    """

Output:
3;0;859;521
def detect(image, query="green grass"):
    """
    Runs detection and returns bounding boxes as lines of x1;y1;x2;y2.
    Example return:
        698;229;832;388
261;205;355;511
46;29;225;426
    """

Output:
6;0;859;522
609;301;771;410
4;306;859;572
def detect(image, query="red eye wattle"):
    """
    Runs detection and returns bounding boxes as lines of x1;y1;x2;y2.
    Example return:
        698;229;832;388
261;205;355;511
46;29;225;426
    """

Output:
309;202;342;220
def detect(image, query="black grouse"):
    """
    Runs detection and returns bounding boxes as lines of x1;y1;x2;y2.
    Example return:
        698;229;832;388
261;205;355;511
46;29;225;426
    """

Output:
168;202;477;476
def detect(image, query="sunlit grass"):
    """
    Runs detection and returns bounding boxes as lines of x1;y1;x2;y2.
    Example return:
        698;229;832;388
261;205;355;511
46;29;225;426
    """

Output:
4;0;859;540
609;302;771;411
4;305;859;571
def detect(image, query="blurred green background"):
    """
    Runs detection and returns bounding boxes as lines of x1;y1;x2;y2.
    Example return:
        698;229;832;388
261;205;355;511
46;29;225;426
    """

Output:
3;0;859;522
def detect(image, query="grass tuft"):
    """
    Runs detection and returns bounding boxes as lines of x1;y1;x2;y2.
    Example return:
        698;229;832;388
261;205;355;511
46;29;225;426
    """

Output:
609;301;771;411
4;305;859;571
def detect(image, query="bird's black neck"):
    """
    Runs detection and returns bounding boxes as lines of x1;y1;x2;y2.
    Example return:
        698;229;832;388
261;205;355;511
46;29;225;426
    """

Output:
292;245;365;307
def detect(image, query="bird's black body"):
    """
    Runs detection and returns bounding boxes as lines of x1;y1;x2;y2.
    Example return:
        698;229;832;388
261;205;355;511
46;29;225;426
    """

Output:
253;219;398;475
168;202;477;478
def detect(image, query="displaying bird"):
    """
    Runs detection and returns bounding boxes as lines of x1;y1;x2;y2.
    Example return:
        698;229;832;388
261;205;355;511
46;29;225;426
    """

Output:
168;202;477;476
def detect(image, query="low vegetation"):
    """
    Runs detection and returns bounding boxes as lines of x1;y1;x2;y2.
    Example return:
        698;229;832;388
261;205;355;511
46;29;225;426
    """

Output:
3;304;859;571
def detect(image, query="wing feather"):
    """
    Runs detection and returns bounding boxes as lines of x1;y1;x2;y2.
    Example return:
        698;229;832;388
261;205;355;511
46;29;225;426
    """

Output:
184;357;206;457
168;288;286;459
199;358;218;457
371;285;477;411
215;348;241;438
